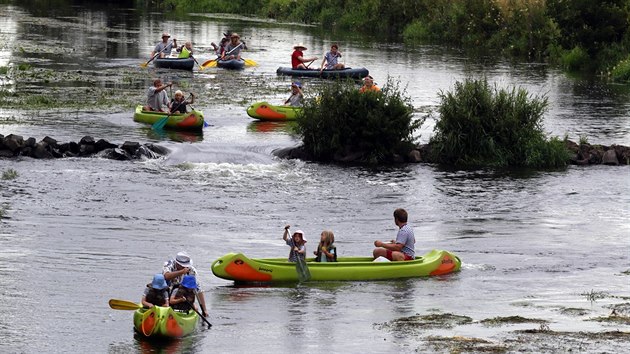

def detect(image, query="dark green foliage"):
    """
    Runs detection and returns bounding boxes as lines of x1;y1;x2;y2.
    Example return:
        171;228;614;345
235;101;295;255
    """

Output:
547;0;630;71
295;78;420;164
430;78;569;168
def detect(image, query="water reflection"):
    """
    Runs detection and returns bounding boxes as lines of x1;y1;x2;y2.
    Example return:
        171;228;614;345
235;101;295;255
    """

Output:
143;127;204;143
246;120;296;134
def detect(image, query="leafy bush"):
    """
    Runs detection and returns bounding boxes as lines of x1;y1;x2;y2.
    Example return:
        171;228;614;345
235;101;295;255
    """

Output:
611;55;630;82
296;78;420;164
560;46;589;71
429;78;568;168
2;169;18;180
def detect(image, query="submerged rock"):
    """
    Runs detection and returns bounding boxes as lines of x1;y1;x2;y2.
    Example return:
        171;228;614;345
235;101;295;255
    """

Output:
0;134;169;161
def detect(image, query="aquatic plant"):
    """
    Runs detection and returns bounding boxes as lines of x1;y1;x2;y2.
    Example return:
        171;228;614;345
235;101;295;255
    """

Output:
610;55;630;83
429;78;569;168
295;78;420;164
581;289;609;302
2;168;18;180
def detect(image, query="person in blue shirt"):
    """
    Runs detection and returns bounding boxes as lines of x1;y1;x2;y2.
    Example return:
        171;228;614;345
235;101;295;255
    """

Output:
373;208;416;261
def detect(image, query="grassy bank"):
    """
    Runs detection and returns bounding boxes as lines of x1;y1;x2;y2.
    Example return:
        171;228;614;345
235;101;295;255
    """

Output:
159;0;630;80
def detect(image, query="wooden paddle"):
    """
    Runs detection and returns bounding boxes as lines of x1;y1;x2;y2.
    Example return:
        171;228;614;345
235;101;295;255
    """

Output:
184;299;212;328
109;298;142;310
152;93;193;130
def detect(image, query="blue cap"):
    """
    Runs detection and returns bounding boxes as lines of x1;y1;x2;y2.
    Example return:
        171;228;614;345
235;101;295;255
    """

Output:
181;275;197;289
292;81;302;88
151;274;168;290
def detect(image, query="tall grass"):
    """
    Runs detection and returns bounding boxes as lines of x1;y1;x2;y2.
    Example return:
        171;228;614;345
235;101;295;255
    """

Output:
430;78;569;168
296;78;420;164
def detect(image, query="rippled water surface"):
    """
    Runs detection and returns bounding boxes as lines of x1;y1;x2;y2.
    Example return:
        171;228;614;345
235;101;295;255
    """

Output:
1;2;629;353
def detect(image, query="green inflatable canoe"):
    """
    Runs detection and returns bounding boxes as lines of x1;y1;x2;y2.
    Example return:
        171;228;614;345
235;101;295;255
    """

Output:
246;101;302;121
211;249;461;283
133;306;198;338
133;105;205;131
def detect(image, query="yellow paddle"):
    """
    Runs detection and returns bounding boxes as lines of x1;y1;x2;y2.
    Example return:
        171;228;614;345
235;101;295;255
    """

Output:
109;299;142;310
202;58;218;68
244;58;258;67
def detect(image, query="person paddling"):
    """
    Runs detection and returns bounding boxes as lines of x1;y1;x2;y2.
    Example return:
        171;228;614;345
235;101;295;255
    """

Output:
320;43;345;72
150;32;177;59
291;43;317;69
144;79;172;112
283;225;307;262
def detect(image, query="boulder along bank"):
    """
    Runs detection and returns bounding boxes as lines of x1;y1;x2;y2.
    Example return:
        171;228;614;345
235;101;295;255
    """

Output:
274;141;630;166
0;134;169;160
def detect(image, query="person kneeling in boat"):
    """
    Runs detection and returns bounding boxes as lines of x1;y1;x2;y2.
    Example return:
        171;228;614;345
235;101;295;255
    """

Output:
284;81;303;107
141;274;169;308
169;90;195;113
169;275;199;312
319;43;345;73
144;79;172;112
291;43;317;69
163;252;208;317
283;225;307;262
314;230;337;262
373;208;416;261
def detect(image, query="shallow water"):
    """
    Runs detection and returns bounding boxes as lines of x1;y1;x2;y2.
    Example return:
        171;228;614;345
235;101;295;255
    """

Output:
0;2;629;353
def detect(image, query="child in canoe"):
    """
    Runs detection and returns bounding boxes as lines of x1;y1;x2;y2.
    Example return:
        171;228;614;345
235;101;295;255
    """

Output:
169;90;195;113
141;274;169;308
314;230;337;262
169;275;199;312
283;225;307;262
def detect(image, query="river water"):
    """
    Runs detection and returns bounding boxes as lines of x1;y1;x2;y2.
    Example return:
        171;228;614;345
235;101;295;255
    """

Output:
0;2;629;353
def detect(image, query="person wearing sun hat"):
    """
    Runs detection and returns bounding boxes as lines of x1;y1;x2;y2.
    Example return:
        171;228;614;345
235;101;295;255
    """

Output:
162;251;208;317
150;31;177;59
223;32;244;60
291;43;317;69
169;275;201;313
282;225;307;262
284;81;304;107
141;274;169;308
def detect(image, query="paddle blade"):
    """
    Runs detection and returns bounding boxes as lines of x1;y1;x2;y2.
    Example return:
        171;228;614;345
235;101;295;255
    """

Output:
296;257;311;282
202;59;217;68
140;62;149;68
152;116;169;130
244;59;258;67
109;299;142;310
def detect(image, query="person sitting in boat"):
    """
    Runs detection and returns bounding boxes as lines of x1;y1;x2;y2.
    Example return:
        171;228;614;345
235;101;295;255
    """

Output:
163;252;208;317
169;275;199;313
314;230;337;262
169;90;195;114
222;33;243;61
144;79;172;112
284;81;304;107
141;274;169;308
291;43;317;69
319;43;345;72
283;225;307;262
176;41;193;59
150;32;177;59
211;37;229;57
373;208;416;261
359;75;381;93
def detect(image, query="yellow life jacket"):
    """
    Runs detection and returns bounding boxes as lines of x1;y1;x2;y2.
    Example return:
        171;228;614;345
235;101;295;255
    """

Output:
178;47;191;59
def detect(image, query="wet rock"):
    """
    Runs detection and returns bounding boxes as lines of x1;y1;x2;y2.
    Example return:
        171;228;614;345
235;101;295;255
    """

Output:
95;139;117;152
33;142;53;159
602;149;619;165
122;141;140;154
0;134;169;161
4;134;24;152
